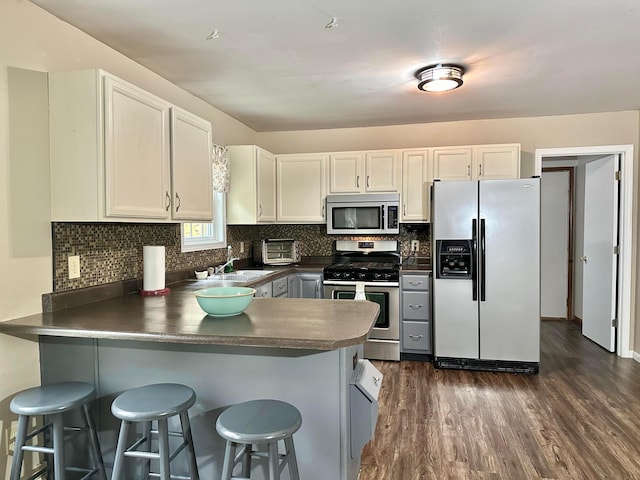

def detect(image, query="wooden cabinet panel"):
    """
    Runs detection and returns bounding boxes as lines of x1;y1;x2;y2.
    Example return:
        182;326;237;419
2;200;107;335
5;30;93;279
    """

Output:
170;107;213;221
365;150;400;192
475;144;520;179
432;147;473;181
401;149;432;222
276;153;327;223
329;152;363;193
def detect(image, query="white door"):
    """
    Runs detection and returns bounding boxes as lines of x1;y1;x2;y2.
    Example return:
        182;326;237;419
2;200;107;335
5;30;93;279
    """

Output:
540;170;570;318
582;155;619;351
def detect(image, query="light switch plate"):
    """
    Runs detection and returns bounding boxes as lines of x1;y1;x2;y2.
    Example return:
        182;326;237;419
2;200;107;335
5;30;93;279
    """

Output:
411;240;420;252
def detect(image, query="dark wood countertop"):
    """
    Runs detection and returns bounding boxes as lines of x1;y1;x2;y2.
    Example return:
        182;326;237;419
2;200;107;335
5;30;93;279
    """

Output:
0;281;380;351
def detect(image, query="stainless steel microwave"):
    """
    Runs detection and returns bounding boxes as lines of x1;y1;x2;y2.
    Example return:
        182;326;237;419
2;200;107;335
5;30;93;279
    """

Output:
326;193;400;235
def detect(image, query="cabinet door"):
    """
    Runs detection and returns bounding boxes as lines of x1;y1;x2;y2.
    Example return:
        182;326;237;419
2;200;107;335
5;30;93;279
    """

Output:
329;152;363;193
104;75;171;219
475;144;520;180
401;149;432;222
365;150;400;192
170;107;213;220
299;274;322;298
432;147;473;181
254;283;272;298
256;148;277;222
276;154;327;223
272;276;288;297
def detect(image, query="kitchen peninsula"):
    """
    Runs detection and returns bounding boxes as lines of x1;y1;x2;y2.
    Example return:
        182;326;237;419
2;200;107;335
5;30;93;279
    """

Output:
0;282;380;480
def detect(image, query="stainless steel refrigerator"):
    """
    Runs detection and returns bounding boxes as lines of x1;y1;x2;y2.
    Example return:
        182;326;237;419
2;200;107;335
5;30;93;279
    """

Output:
431;178;540;373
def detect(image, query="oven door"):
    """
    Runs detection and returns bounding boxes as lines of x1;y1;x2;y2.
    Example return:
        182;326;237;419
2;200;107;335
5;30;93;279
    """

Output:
323;282;399;341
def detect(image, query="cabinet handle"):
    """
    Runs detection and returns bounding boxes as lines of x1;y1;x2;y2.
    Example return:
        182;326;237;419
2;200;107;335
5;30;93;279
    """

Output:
479;163;483;176
315;279;320;297
356;175;360;188
165;191;171;211
175;193;181;212
278;284;285;290
409;280;423;286
259;204;262;217
403;204;406;216
409;304;423;310
366;175;370;188
467;164;471;176
322;204;325;218
409;334;424;341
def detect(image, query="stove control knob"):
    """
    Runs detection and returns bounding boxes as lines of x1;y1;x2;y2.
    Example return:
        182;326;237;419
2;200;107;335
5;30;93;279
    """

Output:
374;273;382;280
383;273;392;280
357;273;367;280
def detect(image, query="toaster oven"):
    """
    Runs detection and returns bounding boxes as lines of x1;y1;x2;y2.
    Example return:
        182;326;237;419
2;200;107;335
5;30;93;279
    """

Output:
253;239;301;265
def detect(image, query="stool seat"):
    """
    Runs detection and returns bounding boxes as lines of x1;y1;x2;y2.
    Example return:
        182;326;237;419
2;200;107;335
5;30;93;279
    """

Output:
9;381;107;480
215;399;301;480
10;381;96;416
216;399;302;443
112;383;196;421
111;383;199;480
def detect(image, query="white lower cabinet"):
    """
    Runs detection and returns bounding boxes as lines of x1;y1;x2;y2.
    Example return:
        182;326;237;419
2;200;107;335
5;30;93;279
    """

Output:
400;273;432;355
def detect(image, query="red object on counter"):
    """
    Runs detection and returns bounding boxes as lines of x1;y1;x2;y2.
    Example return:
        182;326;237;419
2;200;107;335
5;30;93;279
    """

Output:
139;288;171;296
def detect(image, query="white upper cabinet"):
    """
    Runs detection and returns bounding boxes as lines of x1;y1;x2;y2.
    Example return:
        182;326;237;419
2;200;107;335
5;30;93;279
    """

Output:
328;149;400;193
474;144;521;179
401;149;432;222
227;145;276;224
49;69;213;222
170;107;213;221
276;153;327;223
433;144;520;181
329;152;363;193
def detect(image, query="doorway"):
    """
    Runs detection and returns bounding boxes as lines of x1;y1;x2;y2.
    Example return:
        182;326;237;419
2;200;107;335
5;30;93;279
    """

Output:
535;146;633;358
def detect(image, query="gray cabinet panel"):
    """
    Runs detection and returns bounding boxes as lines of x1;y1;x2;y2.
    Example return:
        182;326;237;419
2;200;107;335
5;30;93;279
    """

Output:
402;291;430;320
402;321;431;353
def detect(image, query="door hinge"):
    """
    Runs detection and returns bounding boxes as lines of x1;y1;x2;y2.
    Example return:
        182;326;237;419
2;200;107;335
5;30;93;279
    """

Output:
615;170;621;181
612;318;618;328
613;245;619;255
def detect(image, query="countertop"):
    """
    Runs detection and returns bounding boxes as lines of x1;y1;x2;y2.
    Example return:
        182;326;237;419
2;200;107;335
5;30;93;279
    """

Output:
0;281;380;351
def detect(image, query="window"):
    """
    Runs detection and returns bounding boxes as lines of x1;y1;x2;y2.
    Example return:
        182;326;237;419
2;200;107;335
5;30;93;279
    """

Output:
181;192;226;252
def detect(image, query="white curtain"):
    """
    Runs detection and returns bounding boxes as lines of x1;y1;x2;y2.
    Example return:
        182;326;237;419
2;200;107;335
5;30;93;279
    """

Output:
212;144;229;193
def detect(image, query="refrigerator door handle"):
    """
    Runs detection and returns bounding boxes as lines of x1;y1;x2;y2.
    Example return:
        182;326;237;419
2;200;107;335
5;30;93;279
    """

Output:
480;218;486;301
472;219;478;301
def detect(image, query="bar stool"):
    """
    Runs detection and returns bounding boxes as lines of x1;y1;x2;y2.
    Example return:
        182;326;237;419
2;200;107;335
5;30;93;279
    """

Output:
9;381;107;480
215;399;301;480
111;383;199;480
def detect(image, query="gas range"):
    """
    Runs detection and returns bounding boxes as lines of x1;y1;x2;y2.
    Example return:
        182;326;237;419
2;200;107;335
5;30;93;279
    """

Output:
323;240;401;283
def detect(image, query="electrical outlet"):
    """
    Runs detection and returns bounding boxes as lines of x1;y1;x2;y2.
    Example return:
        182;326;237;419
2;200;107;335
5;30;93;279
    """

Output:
411;240;420;252
240;241;245;254
68;255;80;279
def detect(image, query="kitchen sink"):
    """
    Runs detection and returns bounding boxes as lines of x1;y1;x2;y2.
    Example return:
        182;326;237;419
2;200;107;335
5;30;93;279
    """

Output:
194;280;246;287
210;270;274;282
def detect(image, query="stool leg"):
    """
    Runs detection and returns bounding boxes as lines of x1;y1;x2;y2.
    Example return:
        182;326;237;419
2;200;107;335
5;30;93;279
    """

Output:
220;441;236;480
52;413;66;480
157;419;171;480
112;420;130;480
284;436;300;480
9;415;29;480
240;443;252;477
82;403;107;480
179;411;200;480
267;442;280;480
142;421;152;479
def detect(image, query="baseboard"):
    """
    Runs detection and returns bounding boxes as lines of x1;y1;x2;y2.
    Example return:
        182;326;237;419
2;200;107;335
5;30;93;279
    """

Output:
633;351;640;364
572;315;582;327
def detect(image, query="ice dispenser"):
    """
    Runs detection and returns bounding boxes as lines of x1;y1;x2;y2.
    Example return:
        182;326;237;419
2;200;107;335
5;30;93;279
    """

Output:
436;239;473;279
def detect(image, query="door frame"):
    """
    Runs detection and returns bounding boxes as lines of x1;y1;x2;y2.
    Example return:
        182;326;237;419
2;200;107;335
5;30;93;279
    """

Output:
535;145;633;358
541;166;574;322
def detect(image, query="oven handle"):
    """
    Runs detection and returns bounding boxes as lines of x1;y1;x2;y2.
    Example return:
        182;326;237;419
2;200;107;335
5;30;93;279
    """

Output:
322;280;400;288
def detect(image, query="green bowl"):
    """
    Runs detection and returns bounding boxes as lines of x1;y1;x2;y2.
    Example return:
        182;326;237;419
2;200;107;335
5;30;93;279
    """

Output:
194;287;256;317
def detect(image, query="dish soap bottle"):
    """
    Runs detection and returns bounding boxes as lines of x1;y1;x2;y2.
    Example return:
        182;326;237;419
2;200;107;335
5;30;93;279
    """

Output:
224;245;234;273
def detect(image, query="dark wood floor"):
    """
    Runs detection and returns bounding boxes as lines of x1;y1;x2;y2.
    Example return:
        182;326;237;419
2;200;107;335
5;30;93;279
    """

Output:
359;320;640;480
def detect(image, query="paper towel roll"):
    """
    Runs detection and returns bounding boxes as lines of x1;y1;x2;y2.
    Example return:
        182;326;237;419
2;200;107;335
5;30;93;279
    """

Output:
354;281;367;300
143;246;165;292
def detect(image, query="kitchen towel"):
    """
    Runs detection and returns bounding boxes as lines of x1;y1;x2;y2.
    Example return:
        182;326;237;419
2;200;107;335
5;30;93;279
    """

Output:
354;281;367;300
143;246;165;292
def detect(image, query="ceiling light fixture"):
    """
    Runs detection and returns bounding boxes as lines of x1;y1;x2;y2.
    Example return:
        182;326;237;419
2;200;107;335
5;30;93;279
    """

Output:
415;64;465;92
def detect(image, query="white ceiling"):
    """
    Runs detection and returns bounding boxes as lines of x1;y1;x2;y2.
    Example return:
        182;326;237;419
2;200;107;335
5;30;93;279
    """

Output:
31;0;640;132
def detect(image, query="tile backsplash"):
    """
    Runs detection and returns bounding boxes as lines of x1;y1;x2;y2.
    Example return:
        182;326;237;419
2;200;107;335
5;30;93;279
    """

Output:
52;222;430;292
